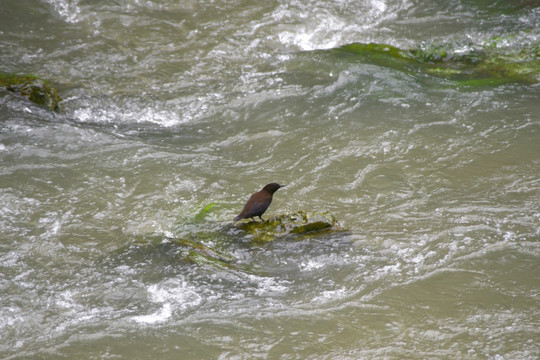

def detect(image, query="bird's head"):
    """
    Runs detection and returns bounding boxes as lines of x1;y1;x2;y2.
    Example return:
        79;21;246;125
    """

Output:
263;183;286;194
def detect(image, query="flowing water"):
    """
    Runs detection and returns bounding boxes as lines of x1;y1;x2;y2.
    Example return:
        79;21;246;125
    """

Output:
1;0;539;359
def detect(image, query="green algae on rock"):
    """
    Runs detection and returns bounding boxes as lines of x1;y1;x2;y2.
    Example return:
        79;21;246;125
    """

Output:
0;73;62;111
127;207;342;270
334;42;540;84
130;234;239;270
236;211;341;243
193;202;217;222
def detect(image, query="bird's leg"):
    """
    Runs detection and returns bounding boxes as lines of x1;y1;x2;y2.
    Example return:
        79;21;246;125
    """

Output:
259;216;264;222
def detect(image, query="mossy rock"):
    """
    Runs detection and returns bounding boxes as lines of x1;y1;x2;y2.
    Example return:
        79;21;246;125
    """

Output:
337;43;413;61
122;208;342;271
177;238;238;269
130;235;240;270
334;42;540;84
0;73;62;111
236;210;341;243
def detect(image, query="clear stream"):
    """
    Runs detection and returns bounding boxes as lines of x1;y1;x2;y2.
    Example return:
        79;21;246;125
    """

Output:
1;0;539;359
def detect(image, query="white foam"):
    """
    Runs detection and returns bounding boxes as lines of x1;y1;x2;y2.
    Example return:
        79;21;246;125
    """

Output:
72;104;185;127
243;274;289;296
43;0;81;23
272;0;397;51
312;287;347;303
131;303;172;325
254;276;288;296
0;251;21;268
300;259;325;271
131;278;202;324
277;15;346;51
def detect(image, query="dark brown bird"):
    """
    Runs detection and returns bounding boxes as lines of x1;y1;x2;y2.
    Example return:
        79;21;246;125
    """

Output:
234;183;286;221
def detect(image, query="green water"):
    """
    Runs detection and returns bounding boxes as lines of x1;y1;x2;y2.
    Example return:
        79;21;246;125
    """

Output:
1;0;539;359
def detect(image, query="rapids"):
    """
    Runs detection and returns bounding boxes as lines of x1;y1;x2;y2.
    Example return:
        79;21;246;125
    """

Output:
1;0;539;359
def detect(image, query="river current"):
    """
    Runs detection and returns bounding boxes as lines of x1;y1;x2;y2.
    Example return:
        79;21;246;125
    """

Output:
1;0;539;359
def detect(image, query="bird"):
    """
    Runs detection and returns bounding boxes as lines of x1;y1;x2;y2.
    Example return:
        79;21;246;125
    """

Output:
234;183;286;222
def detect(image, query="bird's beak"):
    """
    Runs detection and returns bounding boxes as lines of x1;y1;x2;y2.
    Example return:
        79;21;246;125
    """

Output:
280;184;287;188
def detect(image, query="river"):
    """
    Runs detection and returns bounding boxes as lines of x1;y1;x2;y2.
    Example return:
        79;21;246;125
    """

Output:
1;0;539;359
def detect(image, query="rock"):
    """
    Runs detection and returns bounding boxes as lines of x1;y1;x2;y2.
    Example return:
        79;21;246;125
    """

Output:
0;73;62;111
334;42;540;84
125;209;343;271
236;210;342;243
128;235;239;270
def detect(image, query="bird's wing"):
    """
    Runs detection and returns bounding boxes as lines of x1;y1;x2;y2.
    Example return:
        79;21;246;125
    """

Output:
242;194;271;216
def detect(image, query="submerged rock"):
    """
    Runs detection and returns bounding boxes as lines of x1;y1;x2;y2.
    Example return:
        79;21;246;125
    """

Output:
130;235;239;270
0;73;62;111
128;208;342;270
236;210;342;243
334;41;540;84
